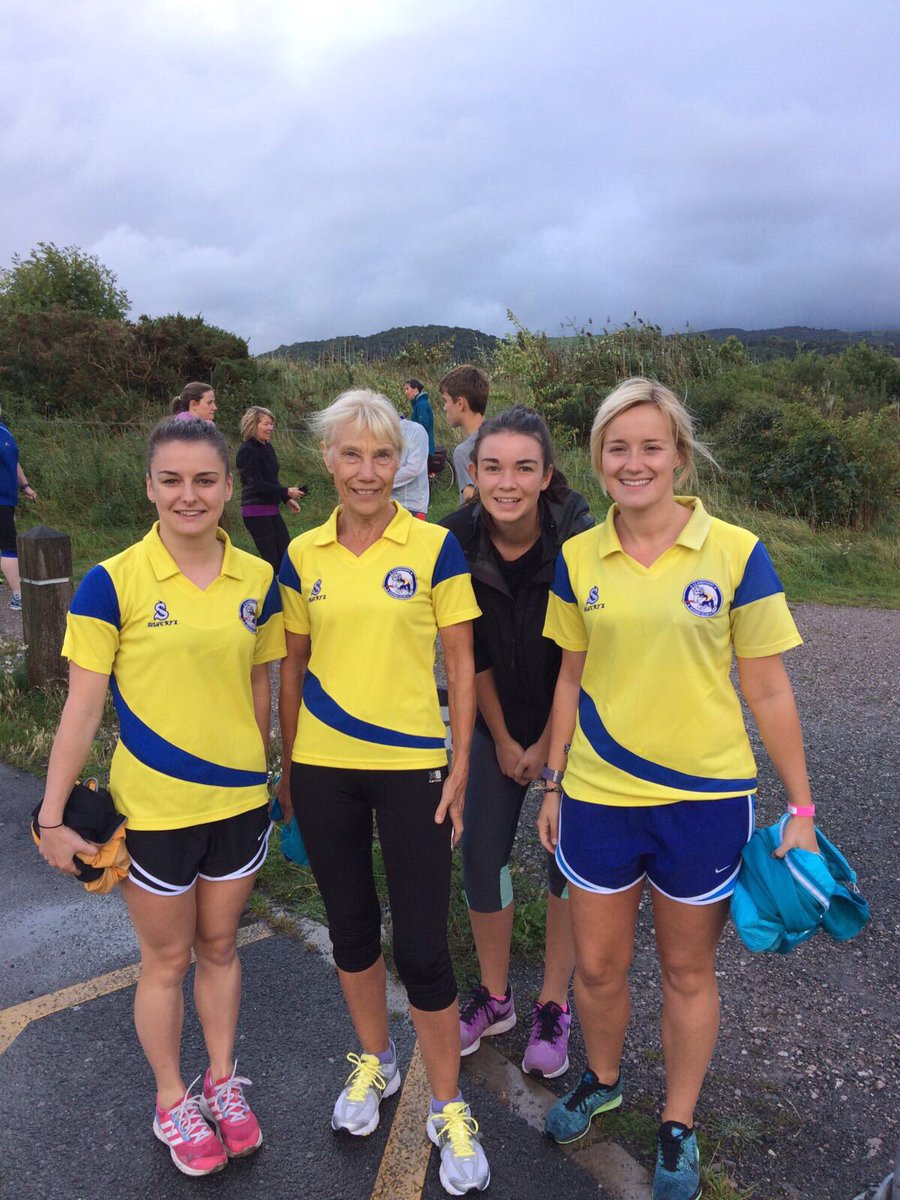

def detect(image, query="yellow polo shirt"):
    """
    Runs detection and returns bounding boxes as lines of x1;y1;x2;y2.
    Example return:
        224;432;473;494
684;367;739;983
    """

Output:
544;498;802;806
62;524;286;829
280;502;480;770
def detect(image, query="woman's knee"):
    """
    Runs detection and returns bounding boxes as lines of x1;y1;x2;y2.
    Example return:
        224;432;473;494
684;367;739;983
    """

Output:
140;943;193;986
659;958;717;999
193;932;239;970
575;948;632;992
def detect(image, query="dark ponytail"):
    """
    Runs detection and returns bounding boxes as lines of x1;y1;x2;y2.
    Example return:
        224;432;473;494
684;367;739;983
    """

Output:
171;381;213;414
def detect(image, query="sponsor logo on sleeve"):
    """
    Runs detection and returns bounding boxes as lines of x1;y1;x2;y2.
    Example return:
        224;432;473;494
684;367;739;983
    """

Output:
147;600;178;628
682;580;723;617
383;566;418;599
583;585;604;612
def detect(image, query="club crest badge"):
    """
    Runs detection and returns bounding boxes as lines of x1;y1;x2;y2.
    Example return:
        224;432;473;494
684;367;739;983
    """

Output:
682;579;723;617
239;597;259;632
383;566;417;600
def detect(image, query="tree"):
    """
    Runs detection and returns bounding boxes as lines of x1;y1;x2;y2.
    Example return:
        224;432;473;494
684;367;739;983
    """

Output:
0;242;129;321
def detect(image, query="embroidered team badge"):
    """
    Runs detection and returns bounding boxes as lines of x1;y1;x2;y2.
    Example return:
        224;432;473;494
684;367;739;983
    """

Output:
239;598;259;632
153;601;169;622
383;566;417;599
310;578;322;597
682;579;723;617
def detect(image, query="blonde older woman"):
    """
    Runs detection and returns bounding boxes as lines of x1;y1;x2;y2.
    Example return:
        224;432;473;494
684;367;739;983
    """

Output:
236;406;305;571
278;389;491;1195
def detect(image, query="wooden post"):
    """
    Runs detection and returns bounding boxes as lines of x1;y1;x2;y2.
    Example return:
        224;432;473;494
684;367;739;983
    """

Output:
17;525;74;687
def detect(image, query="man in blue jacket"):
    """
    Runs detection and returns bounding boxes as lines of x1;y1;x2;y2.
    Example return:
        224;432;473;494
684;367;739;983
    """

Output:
404;378;435;454
0;409;37;611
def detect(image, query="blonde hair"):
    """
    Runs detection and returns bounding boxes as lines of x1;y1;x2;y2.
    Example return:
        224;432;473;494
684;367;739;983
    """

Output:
314;389;403;458
589;377;717;493
240;405;275;442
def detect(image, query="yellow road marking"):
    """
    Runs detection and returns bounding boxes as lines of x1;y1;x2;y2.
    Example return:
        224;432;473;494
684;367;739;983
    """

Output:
0;921;272;1055
370;1041;433;1200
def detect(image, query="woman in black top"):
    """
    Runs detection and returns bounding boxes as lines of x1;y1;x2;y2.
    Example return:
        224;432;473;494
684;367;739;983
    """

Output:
441;405;593;1080
236;406;304;571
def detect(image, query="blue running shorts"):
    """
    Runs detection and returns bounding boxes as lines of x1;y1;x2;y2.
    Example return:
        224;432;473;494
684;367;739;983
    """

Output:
556;792;755;905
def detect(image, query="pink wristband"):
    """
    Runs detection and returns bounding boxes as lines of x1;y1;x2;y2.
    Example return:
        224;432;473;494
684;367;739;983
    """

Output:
788;804;815;818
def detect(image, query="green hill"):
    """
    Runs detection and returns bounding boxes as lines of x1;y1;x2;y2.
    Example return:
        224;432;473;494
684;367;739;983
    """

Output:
263;323;499;363
700;326;900;359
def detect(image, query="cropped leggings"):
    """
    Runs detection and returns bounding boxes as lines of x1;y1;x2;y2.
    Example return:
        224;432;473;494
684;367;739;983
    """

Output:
461;725;567;912
291;762;457;1012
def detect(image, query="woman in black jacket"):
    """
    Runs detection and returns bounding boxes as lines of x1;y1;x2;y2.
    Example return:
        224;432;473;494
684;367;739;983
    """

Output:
441;405;593;1080
236;406;305;570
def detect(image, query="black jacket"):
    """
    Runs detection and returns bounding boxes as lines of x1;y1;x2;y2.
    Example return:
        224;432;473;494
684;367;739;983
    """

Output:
441;490;594;748
235;439;289;507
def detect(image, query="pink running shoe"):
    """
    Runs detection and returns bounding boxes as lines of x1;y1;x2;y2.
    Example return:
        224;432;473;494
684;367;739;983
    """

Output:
153;1079;227;1177
200;1062;263;1157
521;1000;571;1079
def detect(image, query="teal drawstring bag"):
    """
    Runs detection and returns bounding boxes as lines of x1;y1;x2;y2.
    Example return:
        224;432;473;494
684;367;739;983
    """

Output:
731;814;870;954
268;772;309;867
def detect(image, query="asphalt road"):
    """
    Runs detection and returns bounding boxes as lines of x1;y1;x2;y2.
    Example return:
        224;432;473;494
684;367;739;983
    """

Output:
0;761;619;1200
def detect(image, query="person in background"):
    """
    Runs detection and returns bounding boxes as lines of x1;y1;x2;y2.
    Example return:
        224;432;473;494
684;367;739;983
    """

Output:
0;405;38;611
171;382;218;422
440;366;489;504
404;378;434;454
538;377;817;1200
391;414;430;519
278;389;490;1196
236;406;305;571
441;405;592;1081
36;417;284;1179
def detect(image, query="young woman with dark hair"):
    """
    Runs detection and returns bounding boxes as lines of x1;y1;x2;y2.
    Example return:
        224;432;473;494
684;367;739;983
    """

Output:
441;405;593;1080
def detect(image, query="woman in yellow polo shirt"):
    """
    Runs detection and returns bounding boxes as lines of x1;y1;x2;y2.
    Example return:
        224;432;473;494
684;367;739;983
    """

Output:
278;389;491;1196
37;417;285;1178
537;378;819;1200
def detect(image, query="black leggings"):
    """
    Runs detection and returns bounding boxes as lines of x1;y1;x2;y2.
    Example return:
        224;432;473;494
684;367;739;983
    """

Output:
291;763;457;1012
242;513;291;573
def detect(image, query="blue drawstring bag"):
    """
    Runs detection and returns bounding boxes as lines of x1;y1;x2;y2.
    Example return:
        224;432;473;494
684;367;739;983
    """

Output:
280;815;309;867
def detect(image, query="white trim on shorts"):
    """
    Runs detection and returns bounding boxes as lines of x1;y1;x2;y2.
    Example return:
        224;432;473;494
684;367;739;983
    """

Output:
555;799;645;894
127;858;198;896
198;819;273;883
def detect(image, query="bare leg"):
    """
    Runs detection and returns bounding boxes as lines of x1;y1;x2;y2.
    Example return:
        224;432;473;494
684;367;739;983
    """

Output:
337;957;391;1055
121;879;195;1109
410;1000;461;1102
468;906;515;996
0;555;20;593
651;890;729;1127
537;892;576;1006
568;881;642;1082
193;873;257;1081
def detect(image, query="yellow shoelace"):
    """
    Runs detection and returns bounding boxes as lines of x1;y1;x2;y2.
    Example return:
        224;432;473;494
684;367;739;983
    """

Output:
435;1102;479;1158
343;1052;388;1102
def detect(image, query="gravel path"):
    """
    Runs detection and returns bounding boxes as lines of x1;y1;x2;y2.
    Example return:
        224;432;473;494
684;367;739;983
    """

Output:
4;591;897;1196
501;602;900;1200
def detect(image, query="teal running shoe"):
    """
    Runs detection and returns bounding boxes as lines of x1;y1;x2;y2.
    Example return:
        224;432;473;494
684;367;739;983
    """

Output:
653;1121;701;1200
544;1068;622;1144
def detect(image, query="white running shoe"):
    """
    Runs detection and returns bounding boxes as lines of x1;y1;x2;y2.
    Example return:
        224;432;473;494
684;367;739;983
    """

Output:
331;1049;401;1136
426;1100;490;1195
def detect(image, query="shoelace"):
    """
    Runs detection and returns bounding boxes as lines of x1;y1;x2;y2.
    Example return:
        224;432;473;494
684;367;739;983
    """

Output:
459;985;493;1026
343;1052;388;1102
210;1062;253;1121
565;1071;602;1111
434;1102;478;1159
531;1001;564;1043
166;1076;212;1142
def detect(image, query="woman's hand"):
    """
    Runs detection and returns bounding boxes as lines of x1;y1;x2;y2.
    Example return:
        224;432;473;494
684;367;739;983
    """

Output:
513;739;547;786
434;770;466;848
495;737;526;781
536;788;561;854
287;499;302;513
38;824;99;876
772;815;818;858
277;771;294;824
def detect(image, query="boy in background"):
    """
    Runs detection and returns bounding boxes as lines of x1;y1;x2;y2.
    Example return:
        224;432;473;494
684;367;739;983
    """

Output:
440;366;489;503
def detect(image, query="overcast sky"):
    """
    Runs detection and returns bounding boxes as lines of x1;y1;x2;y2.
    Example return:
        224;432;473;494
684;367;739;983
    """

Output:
2;0;899;351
